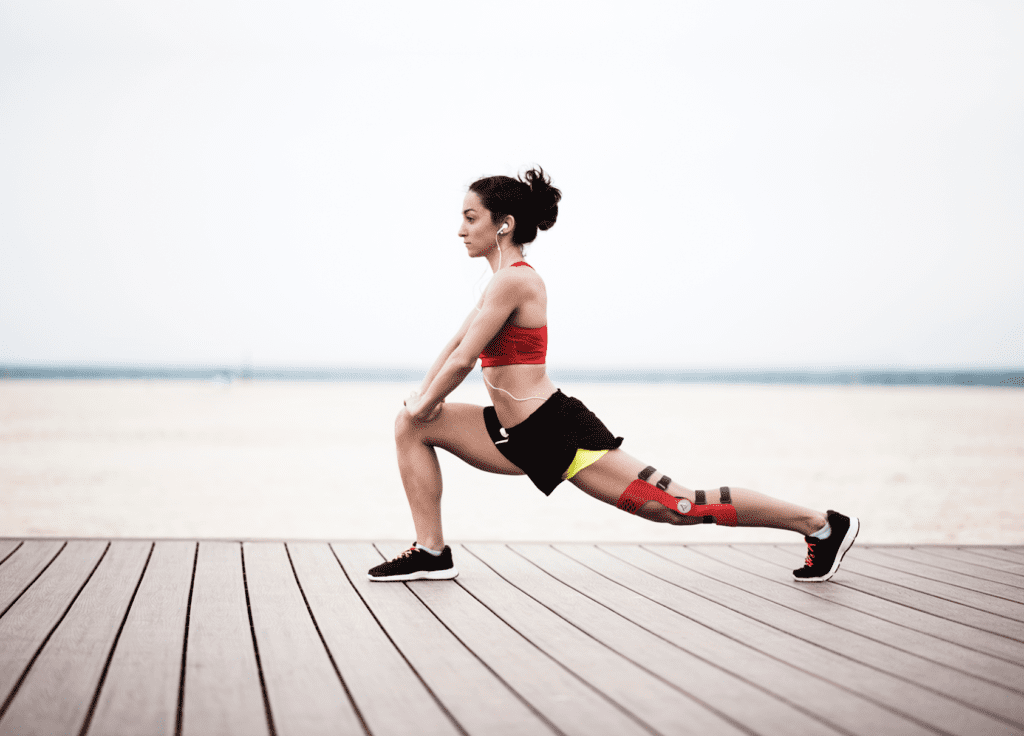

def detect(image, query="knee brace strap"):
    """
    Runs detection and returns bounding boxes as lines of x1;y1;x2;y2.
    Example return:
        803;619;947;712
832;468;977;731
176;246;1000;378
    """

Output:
691;486;737;525
617;478;738;526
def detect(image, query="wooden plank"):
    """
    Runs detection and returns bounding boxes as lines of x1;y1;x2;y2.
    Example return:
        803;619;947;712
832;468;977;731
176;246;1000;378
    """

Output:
332;542;559;736
88;541;196;736
704;545;1024;690
819;558;1024;641
651;545;1024;725
740;544;1024;660
0;541;21;565
959;547;1024;567
838;551;1024;622
522;543;929;736
0;541;151;736
911;547;1024;576
606;544;1017;736
286;542;460;736
0;541;107;709
370;542;651;736
462;542;752;736
0;540;65;615
876;547;1024;588
180;542;269;736
241;542;363;736
853;548;1024;603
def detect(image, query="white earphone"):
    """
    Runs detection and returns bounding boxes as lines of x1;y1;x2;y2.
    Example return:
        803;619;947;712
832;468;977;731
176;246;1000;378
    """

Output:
498;224;508;234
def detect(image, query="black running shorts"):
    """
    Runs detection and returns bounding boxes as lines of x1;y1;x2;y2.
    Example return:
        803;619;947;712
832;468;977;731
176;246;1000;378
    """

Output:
483;389;623;495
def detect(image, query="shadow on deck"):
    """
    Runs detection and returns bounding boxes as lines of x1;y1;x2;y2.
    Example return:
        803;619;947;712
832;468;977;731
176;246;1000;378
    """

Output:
1;539;1023;736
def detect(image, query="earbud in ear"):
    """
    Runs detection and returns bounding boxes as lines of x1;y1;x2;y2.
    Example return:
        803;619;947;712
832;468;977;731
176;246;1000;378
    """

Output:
498;224;508;234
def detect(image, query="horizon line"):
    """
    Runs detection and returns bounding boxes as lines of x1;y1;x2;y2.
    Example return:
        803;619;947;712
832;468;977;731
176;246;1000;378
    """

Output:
2;363;1022;387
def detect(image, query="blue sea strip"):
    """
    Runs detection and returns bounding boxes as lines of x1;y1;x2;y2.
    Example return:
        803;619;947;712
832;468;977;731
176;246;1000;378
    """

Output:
2;365;1022;387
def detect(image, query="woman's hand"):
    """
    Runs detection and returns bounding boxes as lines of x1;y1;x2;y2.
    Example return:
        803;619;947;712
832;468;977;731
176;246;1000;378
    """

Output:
404;391;443;423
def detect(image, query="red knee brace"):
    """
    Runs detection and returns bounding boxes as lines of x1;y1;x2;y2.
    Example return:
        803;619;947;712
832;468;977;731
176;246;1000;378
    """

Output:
616;479;738;526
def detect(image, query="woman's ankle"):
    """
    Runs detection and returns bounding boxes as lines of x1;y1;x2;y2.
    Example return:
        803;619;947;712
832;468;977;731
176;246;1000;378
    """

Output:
801;512;829;537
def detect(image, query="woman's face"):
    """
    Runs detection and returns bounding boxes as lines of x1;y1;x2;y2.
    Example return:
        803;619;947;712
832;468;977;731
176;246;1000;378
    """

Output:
458;191;500;258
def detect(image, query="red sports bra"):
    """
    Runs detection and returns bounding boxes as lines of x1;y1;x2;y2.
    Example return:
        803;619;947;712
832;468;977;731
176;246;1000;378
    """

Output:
479;262;548;368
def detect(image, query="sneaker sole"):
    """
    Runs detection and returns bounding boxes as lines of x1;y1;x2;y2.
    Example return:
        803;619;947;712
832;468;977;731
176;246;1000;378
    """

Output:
793;516;860;583
367;567;459;582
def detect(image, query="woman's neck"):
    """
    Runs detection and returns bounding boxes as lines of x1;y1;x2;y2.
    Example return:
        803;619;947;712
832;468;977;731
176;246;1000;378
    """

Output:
487;245;524;273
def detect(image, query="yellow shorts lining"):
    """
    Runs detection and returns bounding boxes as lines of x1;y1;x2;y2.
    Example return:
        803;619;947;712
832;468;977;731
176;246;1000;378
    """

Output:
563;448;609;480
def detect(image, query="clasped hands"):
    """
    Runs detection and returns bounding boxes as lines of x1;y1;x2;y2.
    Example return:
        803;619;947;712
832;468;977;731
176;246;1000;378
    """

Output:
404;391;443;423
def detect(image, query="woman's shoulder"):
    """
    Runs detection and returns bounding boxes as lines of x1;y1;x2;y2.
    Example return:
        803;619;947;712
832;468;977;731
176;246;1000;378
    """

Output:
501;262;544;289
487;262;544;303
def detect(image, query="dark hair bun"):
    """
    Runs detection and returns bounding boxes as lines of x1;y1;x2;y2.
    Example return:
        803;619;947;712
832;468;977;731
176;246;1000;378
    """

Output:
523;167;560;233
469;166;561;245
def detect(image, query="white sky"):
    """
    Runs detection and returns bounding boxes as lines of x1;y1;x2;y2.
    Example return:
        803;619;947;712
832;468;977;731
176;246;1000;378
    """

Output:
2;1;1022;369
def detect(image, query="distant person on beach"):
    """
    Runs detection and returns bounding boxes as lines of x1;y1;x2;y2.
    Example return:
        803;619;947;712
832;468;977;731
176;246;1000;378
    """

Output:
369;168;859;582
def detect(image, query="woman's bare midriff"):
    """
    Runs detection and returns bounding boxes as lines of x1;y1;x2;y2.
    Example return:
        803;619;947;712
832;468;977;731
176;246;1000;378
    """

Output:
483;363;557;427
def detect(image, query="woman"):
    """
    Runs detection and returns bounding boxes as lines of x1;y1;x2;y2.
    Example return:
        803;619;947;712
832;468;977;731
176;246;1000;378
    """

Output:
369;168;858;582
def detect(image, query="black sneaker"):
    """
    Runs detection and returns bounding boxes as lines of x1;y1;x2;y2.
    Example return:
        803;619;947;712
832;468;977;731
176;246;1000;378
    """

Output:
367;544;459;582
793;511;860;582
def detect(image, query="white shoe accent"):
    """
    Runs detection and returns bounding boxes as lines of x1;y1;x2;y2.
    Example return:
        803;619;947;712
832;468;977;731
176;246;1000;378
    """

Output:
367;567;459;582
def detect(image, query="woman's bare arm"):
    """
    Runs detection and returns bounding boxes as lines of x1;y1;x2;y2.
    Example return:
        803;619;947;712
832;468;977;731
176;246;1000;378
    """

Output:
417;299;482;395
408;272;523;419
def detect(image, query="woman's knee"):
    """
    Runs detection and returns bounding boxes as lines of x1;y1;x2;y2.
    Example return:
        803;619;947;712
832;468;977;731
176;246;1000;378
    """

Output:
638;503;701;525
394;407;418;443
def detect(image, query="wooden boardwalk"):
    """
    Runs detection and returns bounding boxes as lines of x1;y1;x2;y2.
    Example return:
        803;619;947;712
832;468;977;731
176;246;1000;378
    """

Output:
1;540;1023;736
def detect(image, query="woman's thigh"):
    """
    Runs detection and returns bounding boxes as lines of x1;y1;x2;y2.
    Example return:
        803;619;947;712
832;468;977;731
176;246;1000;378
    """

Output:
412;402;525;476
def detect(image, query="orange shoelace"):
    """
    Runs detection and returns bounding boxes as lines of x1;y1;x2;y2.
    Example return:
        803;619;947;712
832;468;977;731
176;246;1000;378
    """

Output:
803;540;817;567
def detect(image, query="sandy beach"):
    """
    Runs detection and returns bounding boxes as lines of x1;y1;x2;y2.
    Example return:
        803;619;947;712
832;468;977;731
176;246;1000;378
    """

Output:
1;380;1021;544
